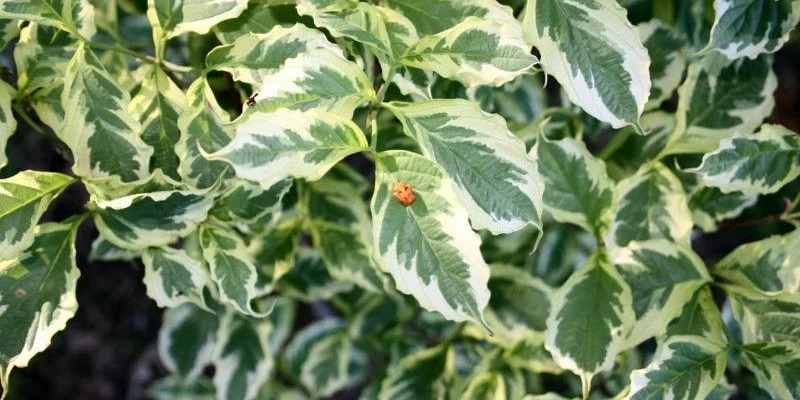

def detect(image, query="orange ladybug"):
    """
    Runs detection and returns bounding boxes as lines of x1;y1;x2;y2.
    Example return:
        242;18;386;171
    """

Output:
393;182;416;207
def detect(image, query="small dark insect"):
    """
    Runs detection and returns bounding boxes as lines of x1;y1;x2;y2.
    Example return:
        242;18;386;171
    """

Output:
246;92;258;107
393;182;416;207
15;288;26;298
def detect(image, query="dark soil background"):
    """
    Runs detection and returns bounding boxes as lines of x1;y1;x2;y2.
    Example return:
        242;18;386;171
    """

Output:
1;25;799;400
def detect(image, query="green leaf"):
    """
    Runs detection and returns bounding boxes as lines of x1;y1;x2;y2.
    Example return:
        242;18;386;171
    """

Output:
213;311;273;400
0;171;74;260
93;189;213;250
199;226;264;317
205;24;340;85
502;332;562;374
601;112;673;180
386;100;543;235
606;162;692;248
149;376;215;400
209;179;291;223
147;0;247;38
62;42;153;183
706;0;800;59
639;20;687;110
545;252;634;391
692;124;800;195
371;150;491;327
0;80;16;170
383;0;521;36
297;0;419;66
302;164;371;235
0;0;96;38
248;48;376;118
276;247;352;301
300;331;353;397
309;221;385;293
401;17;535;87
725;285;800;346
0;19;20;51
522;0;651;129
176;76;235;190
379;345;454;400
266;296;295;353
206;109;368;189
129;65;185;180
738;341;800;399
666;53;777;154
0;219;81;391
624;336;726;400
534;135;614;236
142;247;210;309
158;303;218;380
612;240;710;347
714;230;800;295
665;286;726;342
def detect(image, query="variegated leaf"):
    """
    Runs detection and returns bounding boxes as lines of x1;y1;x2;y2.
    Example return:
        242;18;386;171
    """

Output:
93;190;213;250
309;221;385;293
692;124;800;195
371;150;491;327
460;372;507;400
725;285;800;346
612;240;710;348
545;252;634;393
206;109;368;189
383;0;521;36
214;1;299;44
738;341;800;399
62;42;153;183
149;376;215;400
89;236;140;262
401;17;536;87
0;19;19;51
714;230;800;295
688;185;757;233
266;296;295;353
639;20;687;110
213;310;273;400
176;76;235;190
199;226;264;317
129;65;185;179
0;80;16;170
523;0;651;129
606;162;692;248
283;318;346;382
13;24;75;98
386;100;543;235
158;303;218;380
666;52;777;154
665;286;726;342
276;247;352;301
0;171;74;260
0;219;81;392
707;0;800;59
209;179;291;223
534;136;614;236
248;49;375;118
249;218;301;291
300;331;353;397
297;0;419;66
302;164;371;236
625;336;726;400
0;0;96;38
502;332;562;374
378;345;454;400
147;0;248;38
205;24;340;85
142;247;210;309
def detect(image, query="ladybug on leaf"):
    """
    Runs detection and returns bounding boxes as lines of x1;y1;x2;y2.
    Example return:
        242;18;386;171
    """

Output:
393;182;416;207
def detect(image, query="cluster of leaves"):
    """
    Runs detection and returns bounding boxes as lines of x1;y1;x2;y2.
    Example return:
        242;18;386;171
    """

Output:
0;0;799;399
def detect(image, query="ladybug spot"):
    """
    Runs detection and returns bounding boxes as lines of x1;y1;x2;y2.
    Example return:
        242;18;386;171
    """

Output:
393;182;416;207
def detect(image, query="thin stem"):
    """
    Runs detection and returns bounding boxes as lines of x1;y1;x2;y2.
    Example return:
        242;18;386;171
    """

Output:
87;41;195;74
12;101;50;138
